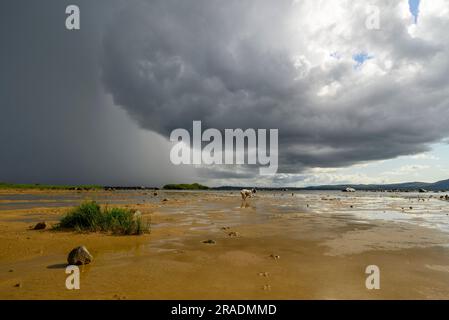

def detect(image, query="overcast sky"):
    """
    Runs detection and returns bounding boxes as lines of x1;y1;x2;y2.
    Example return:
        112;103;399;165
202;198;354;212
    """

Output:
1;0;449;187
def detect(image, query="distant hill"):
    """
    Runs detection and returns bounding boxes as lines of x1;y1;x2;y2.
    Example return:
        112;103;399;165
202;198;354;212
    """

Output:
422;179;449;191
302;179;449;191
213;179;449;192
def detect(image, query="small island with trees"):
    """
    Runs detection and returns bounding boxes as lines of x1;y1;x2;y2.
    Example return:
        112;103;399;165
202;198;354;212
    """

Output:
162;183;209;190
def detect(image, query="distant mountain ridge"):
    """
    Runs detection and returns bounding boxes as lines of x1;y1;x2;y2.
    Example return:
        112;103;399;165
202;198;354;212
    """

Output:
214;179;449;191
302;178;449;191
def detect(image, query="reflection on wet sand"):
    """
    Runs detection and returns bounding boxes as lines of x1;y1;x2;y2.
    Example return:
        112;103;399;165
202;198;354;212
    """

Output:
1;189;449;299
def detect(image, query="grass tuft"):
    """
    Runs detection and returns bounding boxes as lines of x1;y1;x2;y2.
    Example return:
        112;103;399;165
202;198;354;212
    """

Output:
56;201;150;235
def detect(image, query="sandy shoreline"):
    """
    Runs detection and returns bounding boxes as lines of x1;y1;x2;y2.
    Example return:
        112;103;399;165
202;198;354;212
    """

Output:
1;190;449;299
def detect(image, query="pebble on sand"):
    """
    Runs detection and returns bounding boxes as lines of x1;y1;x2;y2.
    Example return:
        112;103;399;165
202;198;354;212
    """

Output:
67;246;93;265
202;240;216;245
33;222;47;230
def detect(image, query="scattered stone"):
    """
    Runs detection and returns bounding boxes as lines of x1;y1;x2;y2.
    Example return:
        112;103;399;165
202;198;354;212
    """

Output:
162;198;168;202
269;254;280;260
33;222;47;230
14;283;22;288
153;192;158;196
419;189;427;193
67;246;93;265
258;272;270;277
409;207;413;210
221;227;230;230
263;284;272;291
350;205;354;208
8;269;14;273
228;231;239;237
202;239;216;245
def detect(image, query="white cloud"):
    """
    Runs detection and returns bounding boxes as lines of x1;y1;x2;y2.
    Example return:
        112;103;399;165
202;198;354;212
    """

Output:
383;164;430;176
410;153;440;160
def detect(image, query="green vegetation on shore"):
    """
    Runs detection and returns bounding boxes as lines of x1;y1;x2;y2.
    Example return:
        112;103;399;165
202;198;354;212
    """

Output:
163;183;209;190
55;201;150;235
0;182;102;190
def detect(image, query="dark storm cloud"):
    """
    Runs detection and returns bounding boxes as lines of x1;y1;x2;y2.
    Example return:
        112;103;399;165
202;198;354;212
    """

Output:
0;0;194;185
100;0;449;174
2;0;449;185
196;167;255;180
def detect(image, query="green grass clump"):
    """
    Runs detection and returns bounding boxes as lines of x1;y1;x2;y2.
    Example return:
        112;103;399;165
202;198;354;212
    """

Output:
57;201;150;235
163;183;209;190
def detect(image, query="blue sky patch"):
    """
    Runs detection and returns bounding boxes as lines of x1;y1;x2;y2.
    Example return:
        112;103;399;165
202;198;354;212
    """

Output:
409;0;421;24
353;52;373;68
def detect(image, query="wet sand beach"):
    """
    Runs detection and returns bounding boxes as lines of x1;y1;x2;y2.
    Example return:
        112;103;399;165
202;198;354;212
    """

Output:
1;189;449;299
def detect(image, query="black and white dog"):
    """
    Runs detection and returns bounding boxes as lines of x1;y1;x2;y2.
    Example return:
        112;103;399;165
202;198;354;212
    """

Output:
240;188;257;200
